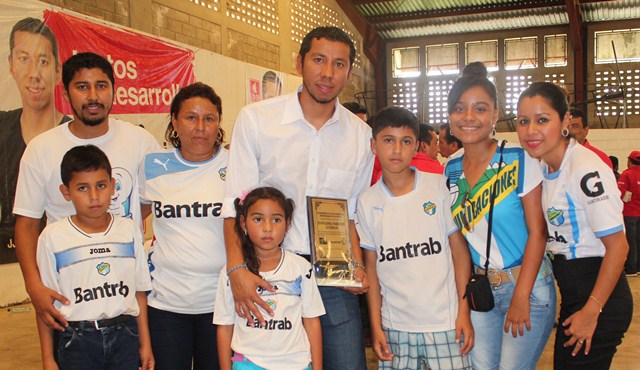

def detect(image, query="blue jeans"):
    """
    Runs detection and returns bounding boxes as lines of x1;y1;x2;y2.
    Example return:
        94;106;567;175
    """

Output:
469;274;556;370
318;286;367;370
148;306;219;370
57;318;140;370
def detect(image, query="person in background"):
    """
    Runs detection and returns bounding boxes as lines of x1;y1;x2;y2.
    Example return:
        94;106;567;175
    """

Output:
438;123;462;159
13;52;159;332
371;119;444;184
618;151;640;277
222;26;373;370
568;108;613;169
343;101;368;122
142;82;228;370
609;156;620;181
444;62;556;370
517;81;632;370
1;17;70;252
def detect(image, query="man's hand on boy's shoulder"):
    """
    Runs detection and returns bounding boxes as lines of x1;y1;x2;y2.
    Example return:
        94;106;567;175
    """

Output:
29;282;69;331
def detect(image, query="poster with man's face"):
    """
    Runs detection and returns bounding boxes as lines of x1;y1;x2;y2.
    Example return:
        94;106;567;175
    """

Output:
0;0;195;264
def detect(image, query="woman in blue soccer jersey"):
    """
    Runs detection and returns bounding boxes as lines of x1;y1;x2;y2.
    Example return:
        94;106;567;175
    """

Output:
517;82;632;370
142;82;229;370
443;62;556;370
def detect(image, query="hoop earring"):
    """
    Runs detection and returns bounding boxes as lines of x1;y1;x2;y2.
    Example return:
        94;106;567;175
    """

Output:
171;129;179;139
491;125;496;136
561;128;569;137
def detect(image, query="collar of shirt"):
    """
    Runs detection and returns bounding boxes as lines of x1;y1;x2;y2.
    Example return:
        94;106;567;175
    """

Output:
280;91;347;132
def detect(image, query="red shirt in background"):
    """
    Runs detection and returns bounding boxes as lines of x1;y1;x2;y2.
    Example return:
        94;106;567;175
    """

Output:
618;165;640;217
583;140;613;169
370;152;444;185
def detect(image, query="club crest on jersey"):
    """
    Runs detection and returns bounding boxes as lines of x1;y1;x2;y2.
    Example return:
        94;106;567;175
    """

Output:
219;167;227;181
547;207;565;226
423;201;436;215
265;299;277;311
97;262;111;276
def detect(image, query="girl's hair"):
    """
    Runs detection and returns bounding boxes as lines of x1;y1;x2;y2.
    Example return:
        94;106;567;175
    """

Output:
518;81;569;120
234;187;295;276
165;82;225;149
447;61;498;114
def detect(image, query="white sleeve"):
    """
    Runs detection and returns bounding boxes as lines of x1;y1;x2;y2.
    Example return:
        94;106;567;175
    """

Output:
212;270;236;325
221;109;261;218
36;229;60;296
440;176;459;235
133;223;152;291
520;149;543;197
137;132;161;205
347;135;374;220
573;162;624;237
355;195;376;251
13;146;46;218
301;261;325;318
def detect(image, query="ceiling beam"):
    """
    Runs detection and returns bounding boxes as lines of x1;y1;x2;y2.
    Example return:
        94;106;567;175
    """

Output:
335;0;386;110
366;1;565;24
566;0;586;104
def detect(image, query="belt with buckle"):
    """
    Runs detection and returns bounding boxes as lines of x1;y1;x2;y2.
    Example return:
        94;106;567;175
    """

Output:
475;259;552;287
67;314;133;330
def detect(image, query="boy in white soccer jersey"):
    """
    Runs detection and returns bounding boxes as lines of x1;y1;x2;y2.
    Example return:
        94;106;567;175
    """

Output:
356;107;474;370
35;145;153;370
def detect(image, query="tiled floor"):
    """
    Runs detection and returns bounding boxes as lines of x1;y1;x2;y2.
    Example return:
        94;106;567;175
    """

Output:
1;277;638;370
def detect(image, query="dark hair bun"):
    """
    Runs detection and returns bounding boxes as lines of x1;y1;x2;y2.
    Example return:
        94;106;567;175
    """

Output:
462;62;488;78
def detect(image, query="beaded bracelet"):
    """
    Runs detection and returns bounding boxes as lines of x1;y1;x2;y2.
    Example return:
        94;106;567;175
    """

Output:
227;263;247;276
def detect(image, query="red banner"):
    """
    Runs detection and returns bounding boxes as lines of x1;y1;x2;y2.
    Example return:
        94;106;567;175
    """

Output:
44;11;194;114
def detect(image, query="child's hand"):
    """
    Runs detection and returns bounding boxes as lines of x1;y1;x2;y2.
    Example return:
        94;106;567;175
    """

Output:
139;344;155;370
372;328;394;362
456;313;474;356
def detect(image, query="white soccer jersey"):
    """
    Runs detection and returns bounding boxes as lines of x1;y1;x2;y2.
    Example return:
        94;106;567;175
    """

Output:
36;215;152;321
14;118;160;226
213;251;325;369
142;148;228;314
542;140;624;259
356;171;459;333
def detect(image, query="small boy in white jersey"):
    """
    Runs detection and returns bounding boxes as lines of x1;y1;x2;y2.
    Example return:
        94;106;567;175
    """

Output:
355;107;474;370
35;145;154;370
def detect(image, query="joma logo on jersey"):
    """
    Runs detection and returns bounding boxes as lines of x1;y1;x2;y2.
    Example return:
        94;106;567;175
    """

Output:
423;201;436;215
74;281;129;303
154;201;222;218
379;238;442;262
90;247;111;255
547;207;565;226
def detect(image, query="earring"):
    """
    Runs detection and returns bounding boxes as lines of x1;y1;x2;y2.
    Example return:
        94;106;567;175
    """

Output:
244;229;248;236
561;128;569;137
171;129;179;139
491;125;496;136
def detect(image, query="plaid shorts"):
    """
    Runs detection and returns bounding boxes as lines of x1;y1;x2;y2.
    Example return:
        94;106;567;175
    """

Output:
379;328;471;370
231;353;312;370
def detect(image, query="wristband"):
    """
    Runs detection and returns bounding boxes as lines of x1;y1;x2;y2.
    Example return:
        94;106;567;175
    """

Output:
351;261;366;271
227;263;247;276
589;295;604;313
